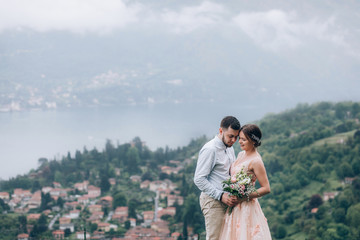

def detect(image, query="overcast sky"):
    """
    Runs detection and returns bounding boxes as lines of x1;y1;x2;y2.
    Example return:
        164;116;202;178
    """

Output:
0;0;359;57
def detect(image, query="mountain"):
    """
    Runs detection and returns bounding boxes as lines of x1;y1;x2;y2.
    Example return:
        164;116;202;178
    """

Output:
0;101;360;239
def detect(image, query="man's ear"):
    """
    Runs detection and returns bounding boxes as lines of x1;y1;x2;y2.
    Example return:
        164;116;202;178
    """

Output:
219;127;223;135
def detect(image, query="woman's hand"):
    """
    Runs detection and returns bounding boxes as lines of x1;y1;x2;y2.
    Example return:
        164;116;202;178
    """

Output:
221;193;238;207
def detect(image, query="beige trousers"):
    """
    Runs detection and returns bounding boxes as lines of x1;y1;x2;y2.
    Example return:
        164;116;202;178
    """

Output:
199;192;226;240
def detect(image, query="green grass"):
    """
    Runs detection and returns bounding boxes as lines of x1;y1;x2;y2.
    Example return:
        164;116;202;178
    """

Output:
311;130;357;147
288;231;307;240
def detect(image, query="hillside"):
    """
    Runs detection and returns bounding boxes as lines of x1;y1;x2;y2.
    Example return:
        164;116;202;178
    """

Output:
0;101;360;239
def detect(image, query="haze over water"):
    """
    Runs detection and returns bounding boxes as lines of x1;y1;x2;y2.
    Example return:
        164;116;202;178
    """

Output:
0;103;267;180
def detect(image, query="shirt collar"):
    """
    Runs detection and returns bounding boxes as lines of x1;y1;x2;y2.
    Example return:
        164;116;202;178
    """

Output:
214;135;227;150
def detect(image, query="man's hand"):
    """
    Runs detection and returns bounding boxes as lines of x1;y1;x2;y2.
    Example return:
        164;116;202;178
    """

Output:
221;193;238;207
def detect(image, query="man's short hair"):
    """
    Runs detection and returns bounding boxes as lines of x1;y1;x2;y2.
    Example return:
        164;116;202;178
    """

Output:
220;116;240;130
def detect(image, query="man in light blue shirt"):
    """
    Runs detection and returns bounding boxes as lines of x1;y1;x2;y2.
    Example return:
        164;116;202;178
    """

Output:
194;116;240;240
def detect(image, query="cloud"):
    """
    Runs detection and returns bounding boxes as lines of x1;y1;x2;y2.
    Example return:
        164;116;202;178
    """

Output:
0;0;142;33
0;0;226;34
233;9;347;51
160;2;226;34
166;79;183;86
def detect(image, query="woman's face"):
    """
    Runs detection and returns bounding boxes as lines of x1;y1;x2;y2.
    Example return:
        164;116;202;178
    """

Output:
239;131;255;151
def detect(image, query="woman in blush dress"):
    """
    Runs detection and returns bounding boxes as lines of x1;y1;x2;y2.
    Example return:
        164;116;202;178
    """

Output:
219;124;272;240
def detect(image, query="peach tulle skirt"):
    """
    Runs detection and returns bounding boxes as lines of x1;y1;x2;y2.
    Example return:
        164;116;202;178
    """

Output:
219;199;272;240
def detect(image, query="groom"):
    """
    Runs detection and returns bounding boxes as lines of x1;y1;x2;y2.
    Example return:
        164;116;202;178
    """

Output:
194;116;240;240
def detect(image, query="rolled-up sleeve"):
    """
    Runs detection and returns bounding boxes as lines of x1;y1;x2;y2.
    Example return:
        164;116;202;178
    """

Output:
194;147;223;200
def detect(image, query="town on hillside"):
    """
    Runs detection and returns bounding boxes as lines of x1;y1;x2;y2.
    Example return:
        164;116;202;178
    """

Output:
0;158;199;240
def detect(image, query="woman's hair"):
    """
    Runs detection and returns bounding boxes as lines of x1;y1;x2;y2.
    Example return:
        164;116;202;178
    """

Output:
240;124;262;147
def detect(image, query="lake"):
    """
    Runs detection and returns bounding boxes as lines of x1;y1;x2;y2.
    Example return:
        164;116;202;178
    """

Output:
0;103;268;180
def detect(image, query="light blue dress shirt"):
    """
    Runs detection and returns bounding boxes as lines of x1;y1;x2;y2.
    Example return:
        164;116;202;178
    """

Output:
194;136;236;200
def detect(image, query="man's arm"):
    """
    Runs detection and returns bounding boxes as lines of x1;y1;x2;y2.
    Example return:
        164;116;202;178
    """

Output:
194;147;223;200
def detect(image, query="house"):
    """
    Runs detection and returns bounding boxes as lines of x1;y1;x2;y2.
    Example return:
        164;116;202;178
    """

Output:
171;232;181;239
311;208;318;214
69;210;80;219
124;226;158;239
109;178;116;185
42;186;53;194
143;211;154;222
157;207;176;219
52;230;65;239
88;211;104;223
140;180;151;189
60;223;75;233
65;201;80;210
17;233;29;240
344;177;357;185
87;186;101;198
59;217;71;225
169;160;181;166
100;196;113;208
49;188;61;197
115;168;121;176
161;166;172;175
13;189;32;202
129;218;136;228
89;204;102;213
158;188;172;199
78;195;90;205
53;182;62;188
112;206;128;223
97;222;110;232
15;207;29;214
323;192;339;201
149;181;168;191
167;195;184;206
74;181;89;192
27;214;41;222
91;231;105;239
27;190;41;209
130;175;141;183
76;231;91;239
0;192;10;200
151;220;170;236
42;209;52;216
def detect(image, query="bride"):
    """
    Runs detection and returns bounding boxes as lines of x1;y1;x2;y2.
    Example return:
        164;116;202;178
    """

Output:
219;124;272;240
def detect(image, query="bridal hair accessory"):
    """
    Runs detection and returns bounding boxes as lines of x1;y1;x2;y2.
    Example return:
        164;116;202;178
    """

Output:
251;134;261;143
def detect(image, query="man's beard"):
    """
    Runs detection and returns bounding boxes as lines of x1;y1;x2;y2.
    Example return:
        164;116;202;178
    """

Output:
222;135;231;148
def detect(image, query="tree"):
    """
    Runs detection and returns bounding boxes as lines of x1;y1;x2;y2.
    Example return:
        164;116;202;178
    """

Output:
64;228;71;237
275;225;287;239
0;199;9;212
141;171;153;181
31;180;41;192
128;200;138;219
113;192;127;209
38;157;48;167
346;203;360;228
18;215;27;233
90;223;98;233
308;194;323;209
57;197;64;209
100;175;111;192
309;162;324;180
40;192;52;211
336;162;354;178
333;208;346;223
124;220;131;229
126;147;141;174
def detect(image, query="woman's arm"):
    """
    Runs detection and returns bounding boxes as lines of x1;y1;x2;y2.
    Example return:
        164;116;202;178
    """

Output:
248;158;271;199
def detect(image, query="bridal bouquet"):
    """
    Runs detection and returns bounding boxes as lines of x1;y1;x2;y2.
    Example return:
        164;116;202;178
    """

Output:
222;166;257;215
